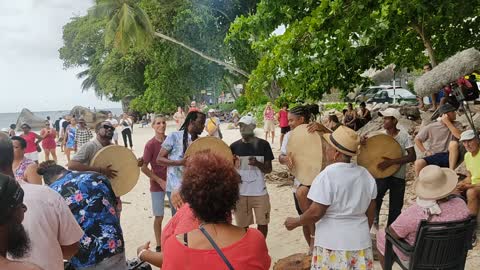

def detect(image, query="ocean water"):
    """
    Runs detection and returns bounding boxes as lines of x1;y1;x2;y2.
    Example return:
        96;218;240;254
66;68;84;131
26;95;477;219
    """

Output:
0;108;123;130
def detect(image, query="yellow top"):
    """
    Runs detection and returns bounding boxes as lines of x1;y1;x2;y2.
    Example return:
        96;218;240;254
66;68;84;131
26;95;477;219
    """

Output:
465;151;480;185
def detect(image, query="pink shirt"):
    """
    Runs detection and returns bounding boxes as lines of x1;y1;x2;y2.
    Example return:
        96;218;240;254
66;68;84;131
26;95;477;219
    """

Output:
21;132;37;154
377;197;470;261
162;228;271;270
18;181;84;270
264;108;274;121
278;109;288;127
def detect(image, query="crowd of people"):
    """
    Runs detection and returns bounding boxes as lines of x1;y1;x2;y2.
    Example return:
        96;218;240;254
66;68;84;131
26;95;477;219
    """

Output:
1;90;479;270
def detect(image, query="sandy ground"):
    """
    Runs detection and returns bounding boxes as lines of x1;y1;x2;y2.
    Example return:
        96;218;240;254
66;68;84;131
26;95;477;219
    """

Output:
42;120;480;269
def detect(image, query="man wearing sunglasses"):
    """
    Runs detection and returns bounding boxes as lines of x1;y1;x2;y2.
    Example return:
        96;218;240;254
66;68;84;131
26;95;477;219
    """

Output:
67;121;117;179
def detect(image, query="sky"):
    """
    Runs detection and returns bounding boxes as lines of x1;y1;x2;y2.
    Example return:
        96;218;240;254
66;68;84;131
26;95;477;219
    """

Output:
0;0;121;113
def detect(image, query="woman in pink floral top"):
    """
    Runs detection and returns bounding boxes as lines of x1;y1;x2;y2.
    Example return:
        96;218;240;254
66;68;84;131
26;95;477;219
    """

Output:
376;165;471;268
263;102;276;144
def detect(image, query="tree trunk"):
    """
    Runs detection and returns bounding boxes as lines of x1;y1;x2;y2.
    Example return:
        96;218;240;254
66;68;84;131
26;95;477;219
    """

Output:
154;32;250;78
413;24;437;67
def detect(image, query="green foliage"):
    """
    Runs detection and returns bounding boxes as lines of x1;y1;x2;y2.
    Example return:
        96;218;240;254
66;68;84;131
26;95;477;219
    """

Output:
323;102;348;112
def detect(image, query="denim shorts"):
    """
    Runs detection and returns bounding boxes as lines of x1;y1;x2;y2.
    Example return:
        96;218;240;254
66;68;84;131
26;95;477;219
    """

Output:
151;191;166;216
424;152;449;168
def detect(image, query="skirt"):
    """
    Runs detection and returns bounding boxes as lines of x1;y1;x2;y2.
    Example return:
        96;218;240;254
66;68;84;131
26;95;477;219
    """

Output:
264;120;275;132
311;246;374;270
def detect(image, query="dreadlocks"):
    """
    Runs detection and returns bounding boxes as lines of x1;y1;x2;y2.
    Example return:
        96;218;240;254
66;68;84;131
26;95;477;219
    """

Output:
289;104;320;123
180;111;206;154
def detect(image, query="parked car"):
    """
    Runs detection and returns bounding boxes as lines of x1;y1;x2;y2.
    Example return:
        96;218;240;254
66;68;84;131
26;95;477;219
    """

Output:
354;85;393;103
366;88;418;105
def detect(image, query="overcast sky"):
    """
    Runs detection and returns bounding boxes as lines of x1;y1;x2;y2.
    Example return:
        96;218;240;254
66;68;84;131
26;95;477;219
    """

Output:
0;0;120;113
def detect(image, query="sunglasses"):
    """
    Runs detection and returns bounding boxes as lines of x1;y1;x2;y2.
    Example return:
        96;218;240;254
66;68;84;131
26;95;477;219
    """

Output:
103;125;114;131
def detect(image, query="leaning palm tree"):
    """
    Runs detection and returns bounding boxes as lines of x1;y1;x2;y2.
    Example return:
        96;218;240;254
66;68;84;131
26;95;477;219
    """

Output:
76;68;104;98
91;0;249;78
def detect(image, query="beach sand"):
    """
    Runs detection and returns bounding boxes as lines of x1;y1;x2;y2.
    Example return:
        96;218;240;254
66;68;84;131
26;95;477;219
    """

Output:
42;120;479;269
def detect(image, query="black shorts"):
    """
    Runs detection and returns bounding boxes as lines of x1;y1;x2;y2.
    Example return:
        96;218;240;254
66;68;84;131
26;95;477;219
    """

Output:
293;193;303;215
281;126;291;134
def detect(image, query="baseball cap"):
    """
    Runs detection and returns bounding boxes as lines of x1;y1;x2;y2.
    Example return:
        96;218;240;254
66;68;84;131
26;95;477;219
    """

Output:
459;130;477;141
208;109;215;113
239;113;256;125
378;108;401;120
438;103;456;115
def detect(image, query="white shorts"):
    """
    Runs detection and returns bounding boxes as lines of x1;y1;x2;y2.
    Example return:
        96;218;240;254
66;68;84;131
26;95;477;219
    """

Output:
25;152;39;162
113;130;119;141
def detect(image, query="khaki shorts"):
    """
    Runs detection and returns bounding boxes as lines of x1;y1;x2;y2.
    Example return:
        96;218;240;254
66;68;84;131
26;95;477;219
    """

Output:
264;120;275;132
234;194;270;227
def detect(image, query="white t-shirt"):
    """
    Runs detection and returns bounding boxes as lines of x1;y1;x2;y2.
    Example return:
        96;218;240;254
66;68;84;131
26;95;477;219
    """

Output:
18;181;84;270
120;118;132;131
382;129;414;180
106;118;119;127
280;132;301;192
308;162;377;250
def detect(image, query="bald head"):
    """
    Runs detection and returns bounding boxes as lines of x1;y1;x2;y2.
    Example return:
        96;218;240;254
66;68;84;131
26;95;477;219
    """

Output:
0;132;14;176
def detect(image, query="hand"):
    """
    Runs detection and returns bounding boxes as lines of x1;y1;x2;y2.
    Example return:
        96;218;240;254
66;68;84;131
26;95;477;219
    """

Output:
233;155;240;169
248;156;259;166
441;114;451;125
284;216;300;231
154;176;167;190
285;154;295;170
101;165;118;179
137;157;144;167
170;190;184;209
377;157;395;171
360;135;368;145
137;241;150;256
424;150;433;157
307;122;331;133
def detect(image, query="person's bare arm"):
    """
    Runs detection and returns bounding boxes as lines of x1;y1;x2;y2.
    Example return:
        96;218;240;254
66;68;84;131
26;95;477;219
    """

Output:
34;132;43;144
61;242;80;259
141;164;166;189
366;200;376;228
137;242;163;267
442;115;462;139
378;147;416;171
284;202;329;230
414;137;429;155
67;160;117;178
250;159;272;174
156;148;184;166
25;164;42;185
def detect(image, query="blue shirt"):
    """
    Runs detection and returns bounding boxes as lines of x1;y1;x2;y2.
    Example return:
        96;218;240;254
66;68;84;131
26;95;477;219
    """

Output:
50;171;124;268
162;131;192;192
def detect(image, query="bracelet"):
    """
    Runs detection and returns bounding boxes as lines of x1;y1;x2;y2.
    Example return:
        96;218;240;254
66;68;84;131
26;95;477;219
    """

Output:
138;249;148;261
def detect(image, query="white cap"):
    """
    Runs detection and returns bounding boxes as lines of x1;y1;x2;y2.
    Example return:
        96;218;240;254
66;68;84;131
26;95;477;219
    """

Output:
378;108;401;120
208;109;215;113
460;130;477;141
239;113;256;125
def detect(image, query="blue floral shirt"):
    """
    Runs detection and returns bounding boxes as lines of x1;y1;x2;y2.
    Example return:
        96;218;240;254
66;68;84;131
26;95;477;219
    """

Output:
162;131;192;192
50;171;124;268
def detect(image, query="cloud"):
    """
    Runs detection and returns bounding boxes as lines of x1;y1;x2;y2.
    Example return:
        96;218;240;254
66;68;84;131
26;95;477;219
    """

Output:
0;0;120;113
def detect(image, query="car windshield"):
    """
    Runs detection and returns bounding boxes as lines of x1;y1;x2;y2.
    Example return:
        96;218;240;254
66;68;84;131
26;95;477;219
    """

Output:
386;88;415;98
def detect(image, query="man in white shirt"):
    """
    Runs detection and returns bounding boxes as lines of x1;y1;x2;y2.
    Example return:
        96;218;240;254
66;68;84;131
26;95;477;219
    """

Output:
106;113;119;145
0;133;84;270
284;126;377;269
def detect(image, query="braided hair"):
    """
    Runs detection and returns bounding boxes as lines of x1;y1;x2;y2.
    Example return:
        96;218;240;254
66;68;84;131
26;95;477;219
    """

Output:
289;104;320;124
180;111;206;154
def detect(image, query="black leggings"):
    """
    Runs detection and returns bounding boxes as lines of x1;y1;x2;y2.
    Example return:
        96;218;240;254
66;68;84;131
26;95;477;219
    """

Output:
122;129;133;148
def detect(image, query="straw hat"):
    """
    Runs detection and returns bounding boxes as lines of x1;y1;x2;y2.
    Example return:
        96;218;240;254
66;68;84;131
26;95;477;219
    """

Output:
90;145;140;196
322;125;360;156
415;165;458;200
185;137;233;164
357;134;403;179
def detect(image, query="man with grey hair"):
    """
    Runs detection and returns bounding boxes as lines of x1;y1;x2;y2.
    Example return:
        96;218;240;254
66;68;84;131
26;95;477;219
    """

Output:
456;130;480;217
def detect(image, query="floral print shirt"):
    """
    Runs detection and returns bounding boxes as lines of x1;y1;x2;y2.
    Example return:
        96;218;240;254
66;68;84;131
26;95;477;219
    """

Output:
50;171;124;268
162;131;192;192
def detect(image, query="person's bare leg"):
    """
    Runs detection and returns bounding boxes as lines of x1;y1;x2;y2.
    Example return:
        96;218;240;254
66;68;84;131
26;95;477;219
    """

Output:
379;252;385;270
44;150;49;161
51;149;57;162
257;224;268;238
448;141;459;170
466;188;479;216
154;216;163;250
296;186;315;251
280;133;285;148
265;132;268;141
271;131;275;144
415;159;428;177
431;93;438;111
301;225;311;246
65;148;71;163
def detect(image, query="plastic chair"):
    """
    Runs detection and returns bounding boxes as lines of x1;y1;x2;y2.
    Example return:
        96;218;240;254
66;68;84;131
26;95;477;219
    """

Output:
384;217;476;270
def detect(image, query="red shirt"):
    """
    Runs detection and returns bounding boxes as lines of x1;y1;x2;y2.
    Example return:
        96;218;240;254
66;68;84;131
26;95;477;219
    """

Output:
278;109;289;127
143;137;167;192
188;107;199;113
162;228;271;270
21;132;38;154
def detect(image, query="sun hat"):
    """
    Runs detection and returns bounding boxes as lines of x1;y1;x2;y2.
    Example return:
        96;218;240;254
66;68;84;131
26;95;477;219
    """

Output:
239;114;256;125
90;145;140;196
378;108;401;120
438;103;456;115
322;125;360;156
185;137;233;164
459;130;477;141
414;165;458;200
208;109;215;113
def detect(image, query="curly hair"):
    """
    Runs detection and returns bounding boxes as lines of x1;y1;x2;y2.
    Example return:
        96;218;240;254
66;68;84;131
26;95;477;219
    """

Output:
37;160;66;185
181;151;241;223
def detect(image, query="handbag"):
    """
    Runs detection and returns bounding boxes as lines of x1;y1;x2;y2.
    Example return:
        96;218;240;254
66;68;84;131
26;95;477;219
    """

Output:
199;224;234;270
36;144;42;153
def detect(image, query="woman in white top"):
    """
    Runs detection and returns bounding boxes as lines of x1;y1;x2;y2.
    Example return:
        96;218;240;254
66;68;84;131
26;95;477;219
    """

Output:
284;126;377;270
120;114;133;149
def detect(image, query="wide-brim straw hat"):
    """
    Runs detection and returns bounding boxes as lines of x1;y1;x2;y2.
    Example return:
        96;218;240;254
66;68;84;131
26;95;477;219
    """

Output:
90;145;140;196
185;137;233;164
322;125;360;156
415;165;458;200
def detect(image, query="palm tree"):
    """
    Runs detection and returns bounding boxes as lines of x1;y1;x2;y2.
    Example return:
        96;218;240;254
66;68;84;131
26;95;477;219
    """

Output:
91;0;249;78
76;68;104;98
